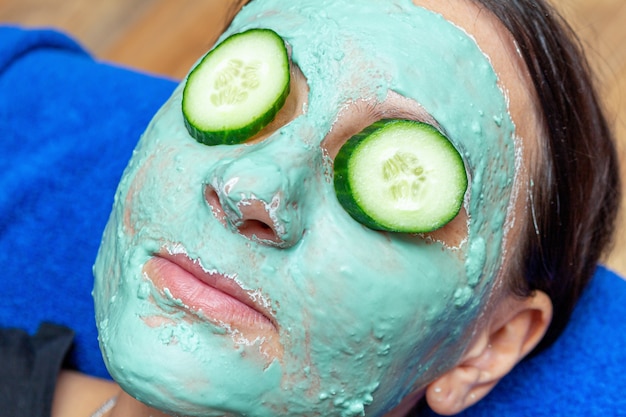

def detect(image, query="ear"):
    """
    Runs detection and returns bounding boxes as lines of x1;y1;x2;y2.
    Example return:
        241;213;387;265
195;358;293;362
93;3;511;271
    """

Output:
425;290;553;415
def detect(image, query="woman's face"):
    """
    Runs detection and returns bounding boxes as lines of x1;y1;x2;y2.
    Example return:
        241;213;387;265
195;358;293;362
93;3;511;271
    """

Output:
93;0;538;416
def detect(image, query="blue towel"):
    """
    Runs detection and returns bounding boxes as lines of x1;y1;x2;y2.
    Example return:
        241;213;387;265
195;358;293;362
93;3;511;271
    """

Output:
0;26;624;415
0;26;176;379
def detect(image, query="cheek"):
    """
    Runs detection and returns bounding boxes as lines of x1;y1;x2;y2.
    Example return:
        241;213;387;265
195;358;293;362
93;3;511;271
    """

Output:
122;154;156;237
273;211;480;398
120;142;214;239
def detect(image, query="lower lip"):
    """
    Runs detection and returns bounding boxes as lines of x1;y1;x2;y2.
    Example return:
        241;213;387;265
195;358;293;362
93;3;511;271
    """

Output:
143;256;274;332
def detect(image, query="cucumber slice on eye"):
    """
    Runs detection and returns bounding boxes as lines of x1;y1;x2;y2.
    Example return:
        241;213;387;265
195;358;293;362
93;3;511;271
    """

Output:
182;28;290;145
334;119;468;233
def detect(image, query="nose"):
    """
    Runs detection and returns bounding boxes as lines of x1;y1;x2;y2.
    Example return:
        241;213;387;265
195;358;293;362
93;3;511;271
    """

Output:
205;148;309;248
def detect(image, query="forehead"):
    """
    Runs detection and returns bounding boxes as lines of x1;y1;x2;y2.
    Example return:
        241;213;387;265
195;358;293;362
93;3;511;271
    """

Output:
226;1;516;144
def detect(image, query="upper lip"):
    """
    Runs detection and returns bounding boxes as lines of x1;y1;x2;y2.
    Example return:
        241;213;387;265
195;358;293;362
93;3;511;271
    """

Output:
155;249;277;329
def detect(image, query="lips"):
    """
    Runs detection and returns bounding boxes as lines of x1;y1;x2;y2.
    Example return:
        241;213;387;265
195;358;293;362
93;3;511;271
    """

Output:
143;251;277;335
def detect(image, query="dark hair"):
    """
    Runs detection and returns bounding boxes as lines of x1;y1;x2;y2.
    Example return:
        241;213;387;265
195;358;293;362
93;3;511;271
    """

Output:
474;0;622;353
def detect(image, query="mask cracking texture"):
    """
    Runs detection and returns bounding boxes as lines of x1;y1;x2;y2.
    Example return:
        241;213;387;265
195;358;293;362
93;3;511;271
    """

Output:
93;1;516;416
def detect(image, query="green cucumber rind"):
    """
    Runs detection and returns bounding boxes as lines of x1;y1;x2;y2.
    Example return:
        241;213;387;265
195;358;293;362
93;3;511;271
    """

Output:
182;28;290;146
334;123;387;229
334;119;467;233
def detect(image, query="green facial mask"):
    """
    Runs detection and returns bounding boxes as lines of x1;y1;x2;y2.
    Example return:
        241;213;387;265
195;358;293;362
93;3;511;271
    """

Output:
93;1;516;416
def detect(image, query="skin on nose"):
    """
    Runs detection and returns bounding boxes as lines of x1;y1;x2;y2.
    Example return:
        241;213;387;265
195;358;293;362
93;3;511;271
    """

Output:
205;152;307;248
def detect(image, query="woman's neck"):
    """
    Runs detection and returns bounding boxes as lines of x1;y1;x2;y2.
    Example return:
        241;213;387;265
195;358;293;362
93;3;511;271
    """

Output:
52;370;120;417
108;392;171;417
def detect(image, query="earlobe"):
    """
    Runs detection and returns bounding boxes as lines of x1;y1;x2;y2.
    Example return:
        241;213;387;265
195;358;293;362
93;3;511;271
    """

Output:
425;290;553;415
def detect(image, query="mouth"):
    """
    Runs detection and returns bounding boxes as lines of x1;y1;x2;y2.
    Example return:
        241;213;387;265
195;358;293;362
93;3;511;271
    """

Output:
143;250;278;338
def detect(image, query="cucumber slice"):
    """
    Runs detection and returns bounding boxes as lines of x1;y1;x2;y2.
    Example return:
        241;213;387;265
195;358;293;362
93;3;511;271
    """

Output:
334;119;467;233
182;28;290;145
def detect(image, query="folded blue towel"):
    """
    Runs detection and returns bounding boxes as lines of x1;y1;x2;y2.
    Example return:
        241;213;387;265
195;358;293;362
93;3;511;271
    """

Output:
0;26;624;415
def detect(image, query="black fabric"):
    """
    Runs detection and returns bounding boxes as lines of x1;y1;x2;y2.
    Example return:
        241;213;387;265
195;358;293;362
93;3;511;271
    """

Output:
0;323;74;417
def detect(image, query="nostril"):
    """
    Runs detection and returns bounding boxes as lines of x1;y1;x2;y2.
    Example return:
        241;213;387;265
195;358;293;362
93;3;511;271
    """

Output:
236;201;282;244
204;185;227;225
238;219;279;242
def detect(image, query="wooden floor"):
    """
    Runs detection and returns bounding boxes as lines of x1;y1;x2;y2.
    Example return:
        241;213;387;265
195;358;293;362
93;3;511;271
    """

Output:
2;0;625;276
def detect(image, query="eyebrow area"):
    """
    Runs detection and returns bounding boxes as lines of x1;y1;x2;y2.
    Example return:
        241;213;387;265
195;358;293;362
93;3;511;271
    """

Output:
322;90;441;158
